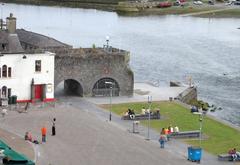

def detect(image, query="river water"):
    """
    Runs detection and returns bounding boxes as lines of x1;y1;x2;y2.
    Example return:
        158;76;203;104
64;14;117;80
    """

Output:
3;3;240;126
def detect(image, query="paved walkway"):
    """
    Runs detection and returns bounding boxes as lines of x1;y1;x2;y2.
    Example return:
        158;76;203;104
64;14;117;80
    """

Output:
87;82;187;104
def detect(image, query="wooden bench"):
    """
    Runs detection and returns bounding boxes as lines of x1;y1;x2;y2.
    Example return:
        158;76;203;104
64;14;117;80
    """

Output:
218;154;232;161
169;130;200;139
121;113;160;120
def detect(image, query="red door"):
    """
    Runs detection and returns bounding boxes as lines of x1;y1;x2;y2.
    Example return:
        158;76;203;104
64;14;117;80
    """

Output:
35;85;42;100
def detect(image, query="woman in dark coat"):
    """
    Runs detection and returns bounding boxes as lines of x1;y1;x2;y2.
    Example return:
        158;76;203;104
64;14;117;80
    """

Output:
52;118;56;136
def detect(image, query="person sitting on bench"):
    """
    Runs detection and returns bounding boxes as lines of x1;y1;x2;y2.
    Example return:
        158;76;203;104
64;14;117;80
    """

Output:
229;148;238;161
128;109;135;119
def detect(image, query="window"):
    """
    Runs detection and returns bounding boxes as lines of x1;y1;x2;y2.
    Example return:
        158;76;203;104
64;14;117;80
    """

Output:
35;60;41;72
2;86;7;98
8;67;11;77
2;65;7;77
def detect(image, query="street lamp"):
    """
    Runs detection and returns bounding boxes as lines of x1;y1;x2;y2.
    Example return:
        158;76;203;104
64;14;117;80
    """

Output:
105;81;114;121
146;95;152;140
106;36;110;48
193;112;204;147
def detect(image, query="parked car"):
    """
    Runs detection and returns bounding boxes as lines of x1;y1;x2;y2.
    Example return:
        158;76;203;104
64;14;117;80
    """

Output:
157;2;172;8
193;0;203;5
173;1;181;6
225;1;233;5
208;0;215;5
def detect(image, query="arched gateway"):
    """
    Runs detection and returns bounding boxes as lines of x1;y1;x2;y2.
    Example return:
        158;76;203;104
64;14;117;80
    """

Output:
92;78;119;97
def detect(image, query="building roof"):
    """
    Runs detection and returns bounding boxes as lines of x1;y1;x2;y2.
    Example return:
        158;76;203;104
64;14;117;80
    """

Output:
7;33;24;53
0;30;24;53
16;29;72;49
0;31;8;44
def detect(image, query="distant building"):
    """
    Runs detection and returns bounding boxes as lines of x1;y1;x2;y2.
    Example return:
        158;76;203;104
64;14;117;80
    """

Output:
0;14;55;104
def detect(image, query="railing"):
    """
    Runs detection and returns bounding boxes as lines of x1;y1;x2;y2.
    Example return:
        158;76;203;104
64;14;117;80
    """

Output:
92;88;119;97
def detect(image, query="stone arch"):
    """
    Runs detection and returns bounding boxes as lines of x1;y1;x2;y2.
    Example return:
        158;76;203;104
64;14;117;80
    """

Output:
92;77;119;97
55;79;83;97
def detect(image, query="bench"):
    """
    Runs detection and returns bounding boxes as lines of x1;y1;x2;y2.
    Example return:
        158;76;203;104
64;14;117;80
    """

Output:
169;130;200;139
121;113;160;120
218;154;232;161
218;154;240;161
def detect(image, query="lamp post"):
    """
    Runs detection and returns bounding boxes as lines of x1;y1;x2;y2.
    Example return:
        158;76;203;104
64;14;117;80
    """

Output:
105;81;114;121
106;36;110;48
146;95;152;140
193;112;204;147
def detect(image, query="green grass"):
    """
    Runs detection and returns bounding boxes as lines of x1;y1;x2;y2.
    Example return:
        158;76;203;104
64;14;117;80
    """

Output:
101;101;240;155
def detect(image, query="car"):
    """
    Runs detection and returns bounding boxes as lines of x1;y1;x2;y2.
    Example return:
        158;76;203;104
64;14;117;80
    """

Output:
157;2;172;8
173;1;181;6
208;0;215;5
225;0;234;5
193;0;203;5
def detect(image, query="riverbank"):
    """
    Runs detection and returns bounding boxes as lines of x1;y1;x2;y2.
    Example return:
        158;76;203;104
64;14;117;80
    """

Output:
2;0;240;18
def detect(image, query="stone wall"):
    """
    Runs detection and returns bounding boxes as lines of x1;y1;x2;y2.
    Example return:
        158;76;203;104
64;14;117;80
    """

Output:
54;47;134;96
177;87;197;104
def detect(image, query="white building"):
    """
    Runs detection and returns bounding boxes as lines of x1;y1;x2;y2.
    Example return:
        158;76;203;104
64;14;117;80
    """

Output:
0;53;55;103
0;13;55;104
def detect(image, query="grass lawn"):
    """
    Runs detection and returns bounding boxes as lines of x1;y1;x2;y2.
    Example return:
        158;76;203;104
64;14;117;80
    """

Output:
101;101;240;155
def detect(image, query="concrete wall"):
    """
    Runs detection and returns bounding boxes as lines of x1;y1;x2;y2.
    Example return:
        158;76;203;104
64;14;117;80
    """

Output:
0;52;55;101
54;48;134;96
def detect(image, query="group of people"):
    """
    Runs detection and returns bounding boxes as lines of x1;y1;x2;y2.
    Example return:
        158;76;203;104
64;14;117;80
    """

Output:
159;125;179;148
24;118;56;144
141;107;151;115
228;148;240;161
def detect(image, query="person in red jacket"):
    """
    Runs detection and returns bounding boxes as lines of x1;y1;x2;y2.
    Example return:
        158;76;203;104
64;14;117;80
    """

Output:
41;126;47;143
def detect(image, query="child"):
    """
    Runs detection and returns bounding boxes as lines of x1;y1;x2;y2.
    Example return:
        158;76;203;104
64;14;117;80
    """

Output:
159;135;166;148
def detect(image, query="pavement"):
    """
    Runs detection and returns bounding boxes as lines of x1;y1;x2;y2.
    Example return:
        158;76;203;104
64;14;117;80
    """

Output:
0;83;236;165
86;82;187;104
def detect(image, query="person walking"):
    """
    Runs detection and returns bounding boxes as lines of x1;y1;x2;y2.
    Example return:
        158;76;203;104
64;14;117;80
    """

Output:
41;126;47;143
159;134;166;148
52;118;56;136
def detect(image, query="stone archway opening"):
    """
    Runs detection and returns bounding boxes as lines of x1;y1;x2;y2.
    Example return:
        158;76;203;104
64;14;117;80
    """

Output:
92;78;119;97
55;79;83;97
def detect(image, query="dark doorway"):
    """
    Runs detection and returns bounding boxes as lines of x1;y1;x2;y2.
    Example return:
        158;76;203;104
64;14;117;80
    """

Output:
64;79;83;96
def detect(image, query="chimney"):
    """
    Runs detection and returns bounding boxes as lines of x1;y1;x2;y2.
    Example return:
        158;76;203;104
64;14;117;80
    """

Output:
6;13;16;34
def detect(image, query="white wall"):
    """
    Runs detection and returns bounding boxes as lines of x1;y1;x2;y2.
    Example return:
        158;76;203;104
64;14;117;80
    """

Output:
0;52;55;101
